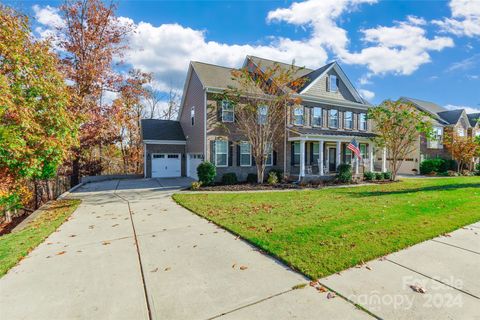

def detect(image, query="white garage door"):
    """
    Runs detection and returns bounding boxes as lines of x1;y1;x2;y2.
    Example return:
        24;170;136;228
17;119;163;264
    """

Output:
152;154;181;178
188;154;204;180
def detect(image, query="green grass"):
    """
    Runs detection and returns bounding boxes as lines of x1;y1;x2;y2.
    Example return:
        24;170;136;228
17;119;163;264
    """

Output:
0;199;81;277
173;177;480;279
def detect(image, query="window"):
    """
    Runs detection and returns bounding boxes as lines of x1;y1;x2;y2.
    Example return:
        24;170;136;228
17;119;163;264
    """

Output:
214;140;228;167
167;154;179;159
329;75;338;92
265;142;273;166
457;127;465;137
152;154;164;159
221;100;234;122
190;106;195;126
312;142;320;163
345;148;353;164
359;144;367;159
344;111;353;129
312;107;322;126
240;141;251;166
293;142;300;165
359;113;367;130
258;105;268;125
428;127;443;149
329;109;338;128
293;106;304;125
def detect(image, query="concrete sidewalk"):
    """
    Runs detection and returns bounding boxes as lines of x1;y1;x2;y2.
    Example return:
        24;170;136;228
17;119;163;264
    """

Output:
1;178;478;319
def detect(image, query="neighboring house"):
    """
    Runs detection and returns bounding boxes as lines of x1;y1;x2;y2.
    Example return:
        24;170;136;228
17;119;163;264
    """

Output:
468;113;480;166
391;97;474;174
141;55;386;180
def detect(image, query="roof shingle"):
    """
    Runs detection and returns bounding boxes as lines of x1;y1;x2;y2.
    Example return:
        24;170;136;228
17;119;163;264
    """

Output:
141;119;185;141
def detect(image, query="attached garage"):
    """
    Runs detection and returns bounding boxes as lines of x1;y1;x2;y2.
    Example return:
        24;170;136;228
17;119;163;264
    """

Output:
141;119;187;178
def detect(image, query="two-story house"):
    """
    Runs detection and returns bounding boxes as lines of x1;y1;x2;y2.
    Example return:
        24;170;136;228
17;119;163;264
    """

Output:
392;97;475;174
141;56;383;181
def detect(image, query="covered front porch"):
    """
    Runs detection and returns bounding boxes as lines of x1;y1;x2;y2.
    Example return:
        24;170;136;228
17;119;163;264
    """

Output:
288;136;388;179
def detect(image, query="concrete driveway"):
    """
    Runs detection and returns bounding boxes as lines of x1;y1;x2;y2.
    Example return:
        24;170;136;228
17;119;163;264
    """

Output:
0;179;370;320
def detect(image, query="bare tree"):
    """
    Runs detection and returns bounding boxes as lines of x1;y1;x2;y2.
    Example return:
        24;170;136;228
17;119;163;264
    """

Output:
143;86;163;119
160;87;180;120
222;63;306;183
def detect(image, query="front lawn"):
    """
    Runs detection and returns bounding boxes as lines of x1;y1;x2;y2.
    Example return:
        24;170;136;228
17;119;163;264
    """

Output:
173;177;480;279
0;199;81;277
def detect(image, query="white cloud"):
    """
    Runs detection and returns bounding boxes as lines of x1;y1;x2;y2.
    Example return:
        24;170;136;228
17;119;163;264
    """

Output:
267;0;454;76
445;104;480;114
433;0;480;37
358;89;375;100
122;19;328;90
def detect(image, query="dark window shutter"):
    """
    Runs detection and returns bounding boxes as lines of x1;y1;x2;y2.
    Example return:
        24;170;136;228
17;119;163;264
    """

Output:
273;150;277;166
291;142;295;166
310;143;314;164
228;141;233;166
210;141;215;163
236;144;240;166
217;101;222;122
252;153;256;166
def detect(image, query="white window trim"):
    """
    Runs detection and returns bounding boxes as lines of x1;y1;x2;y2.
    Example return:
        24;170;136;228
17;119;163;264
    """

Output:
239;141;252;167
359;113;367;131
329;109;338;128
293;106;304;126
329;75;338;93
214;140;228;167
428;127;443;149
221;100;234;123
258;105;268;125
344;111;353;129
312;107;322;127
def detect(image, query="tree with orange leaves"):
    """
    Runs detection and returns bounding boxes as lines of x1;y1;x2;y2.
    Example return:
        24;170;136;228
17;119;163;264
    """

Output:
221;62;307;183
443;131;479;172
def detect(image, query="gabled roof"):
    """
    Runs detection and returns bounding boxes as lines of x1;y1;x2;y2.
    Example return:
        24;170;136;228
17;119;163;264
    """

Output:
245;55;313;80
400;97;448;125
299;62;365;104
297;62;335;92
437;109;465;125
140;119;185;141
467;113;480;127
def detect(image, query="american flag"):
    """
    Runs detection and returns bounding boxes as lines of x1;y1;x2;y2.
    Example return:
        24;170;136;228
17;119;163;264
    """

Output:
347;138;362;160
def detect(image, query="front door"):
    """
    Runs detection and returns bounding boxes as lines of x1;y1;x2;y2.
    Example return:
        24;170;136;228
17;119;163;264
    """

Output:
328;148;336;172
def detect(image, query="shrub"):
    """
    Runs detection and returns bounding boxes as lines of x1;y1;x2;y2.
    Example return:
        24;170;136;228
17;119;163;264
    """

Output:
246;173;258;183
197;161;216;186
383;171;392;180
336;164;352;183
364;171;375;181
475;163;480;174
375;172;384;180
440;159;457;172
222;172;238;185
191;181;202;190
268;169;283;183
420;158;445;175
267;171;279;185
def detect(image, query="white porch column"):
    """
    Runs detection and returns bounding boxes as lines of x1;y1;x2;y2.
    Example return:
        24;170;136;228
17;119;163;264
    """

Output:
336;141;341;171
355;156;359;175
319;140;324;176
369;144;374;172
382;147;387;173
299;140;306;177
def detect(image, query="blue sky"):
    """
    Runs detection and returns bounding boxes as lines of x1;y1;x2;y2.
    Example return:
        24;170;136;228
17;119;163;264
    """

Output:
9;0;480;112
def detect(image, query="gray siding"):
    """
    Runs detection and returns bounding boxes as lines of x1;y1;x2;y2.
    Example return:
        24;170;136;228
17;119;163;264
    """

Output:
180;69;205;154
303;69;357;102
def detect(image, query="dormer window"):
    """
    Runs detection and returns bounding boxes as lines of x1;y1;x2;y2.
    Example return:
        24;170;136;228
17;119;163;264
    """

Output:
457;127;465;137
328;75;338;92
293;106;304;125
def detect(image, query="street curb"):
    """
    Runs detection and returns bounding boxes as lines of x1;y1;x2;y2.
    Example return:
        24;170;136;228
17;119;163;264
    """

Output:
57;182;84;199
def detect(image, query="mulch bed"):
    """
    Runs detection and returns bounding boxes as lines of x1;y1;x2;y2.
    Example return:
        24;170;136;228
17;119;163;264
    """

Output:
0;214;27;236
192;180;395;192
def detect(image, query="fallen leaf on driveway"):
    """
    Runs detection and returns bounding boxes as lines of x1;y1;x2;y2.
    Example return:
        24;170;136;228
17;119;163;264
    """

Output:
410;285;427;293
164;267;171;271
151;268;159;273
88;225;95;229
69;234;76;238
309;281;318;287
239;266;248;270
317;286;328;293
365;265;372;270
56;251;66;255
327;292;336;299
112;224;119;227
102;241;111;245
